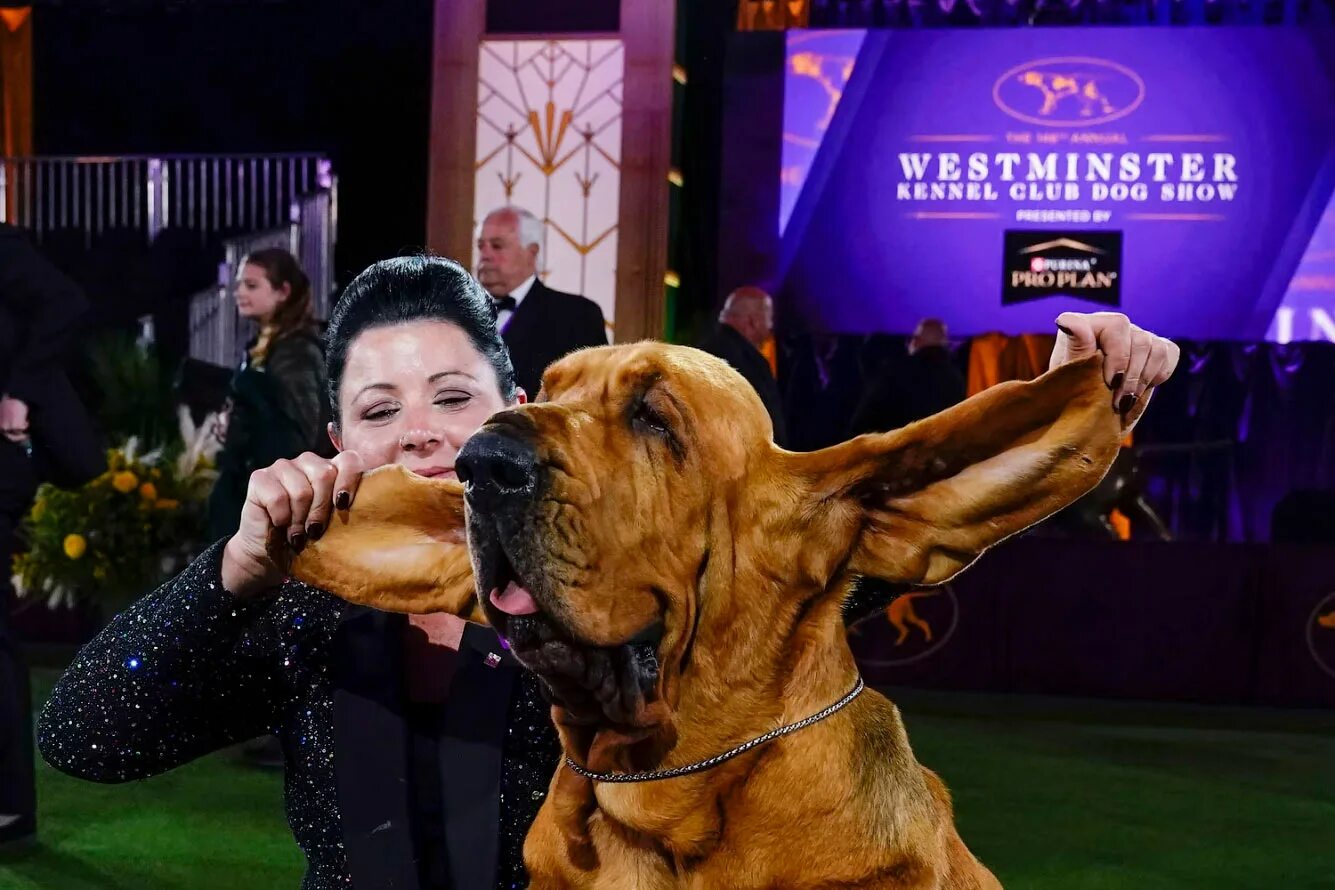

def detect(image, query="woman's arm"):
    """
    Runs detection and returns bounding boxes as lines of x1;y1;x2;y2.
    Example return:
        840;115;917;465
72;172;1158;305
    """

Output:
37;540;294;782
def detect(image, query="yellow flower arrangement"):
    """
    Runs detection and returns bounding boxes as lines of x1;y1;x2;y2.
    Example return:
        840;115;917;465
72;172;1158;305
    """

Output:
12;431;219;610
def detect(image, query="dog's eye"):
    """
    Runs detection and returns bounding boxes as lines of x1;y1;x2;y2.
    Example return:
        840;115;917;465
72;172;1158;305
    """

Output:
632;400;671;436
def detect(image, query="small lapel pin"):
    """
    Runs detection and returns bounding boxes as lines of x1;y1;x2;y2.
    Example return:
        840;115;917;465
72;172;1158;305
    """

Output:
484;652;502;668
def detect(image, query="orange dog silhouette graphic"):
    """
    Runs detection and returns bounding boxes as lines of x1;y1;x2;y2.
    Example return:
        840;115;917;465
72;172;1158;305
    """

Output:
1318;610;1335;630
1018;70;1116;119
885;590;943;646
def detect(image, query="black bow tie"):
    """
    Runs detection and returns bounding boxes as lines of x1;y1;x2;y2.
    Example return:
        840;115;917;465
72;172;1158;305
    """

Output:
492;296;518;315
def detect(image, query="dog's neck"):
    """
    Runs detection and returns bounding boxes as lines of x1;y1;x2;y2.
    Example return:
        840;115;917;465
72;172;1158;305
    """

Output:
549;578;859;858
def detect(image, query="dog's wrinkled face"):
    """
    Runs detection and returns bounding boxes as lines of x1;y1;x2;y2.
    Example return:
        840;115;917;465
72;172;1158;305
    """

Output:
456;341;1124;737
457;344;771;729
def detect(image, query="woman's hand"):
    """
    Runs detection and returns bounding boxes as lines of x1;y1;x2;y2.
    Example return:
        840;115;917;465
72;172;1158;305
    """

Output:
221;450;366;598
1049;311;1180;422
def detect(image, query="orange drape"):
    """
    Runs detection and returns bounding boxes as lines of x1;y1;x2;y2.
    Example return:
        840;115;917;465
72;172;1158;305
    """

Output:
966;332;1009;396
736;0;810;30
761;335;777;377
0;8;33;223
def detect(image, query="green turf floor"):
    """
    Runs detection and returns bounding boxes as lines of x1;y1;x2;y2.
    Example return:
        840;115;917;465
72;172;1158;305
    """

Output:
2;672;1333;888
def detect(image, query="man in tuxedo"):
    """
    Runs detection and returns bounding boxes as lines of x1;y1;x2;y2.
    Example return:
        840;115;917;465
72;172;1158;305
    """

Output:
0;223;104;848
476;206;607;397
698;286;788;447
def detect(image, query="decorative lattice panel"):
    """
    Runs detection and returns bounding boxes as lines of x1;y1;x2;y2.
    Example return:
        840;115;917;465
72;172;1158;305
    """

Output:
475;39;624;332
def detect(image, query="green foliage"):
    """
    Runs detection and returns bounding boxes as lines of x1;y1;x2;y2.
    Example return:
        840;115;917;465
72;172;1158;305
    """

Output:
82;333;177;448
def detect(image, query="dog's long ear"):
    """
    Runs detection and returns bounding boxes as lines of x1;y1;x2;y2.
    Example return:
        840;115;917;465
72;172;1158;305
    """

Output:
289;464;483;621
793;355;1130;587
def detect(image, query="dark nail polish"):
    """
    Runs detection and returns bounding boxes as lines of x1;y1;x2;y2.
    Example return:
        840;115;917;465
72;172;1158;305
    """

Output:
306;521;324;542
289;531;307;552
334;491;351;511
1056;323;1075;337
1119;393;1137;415
1111;372;1125;391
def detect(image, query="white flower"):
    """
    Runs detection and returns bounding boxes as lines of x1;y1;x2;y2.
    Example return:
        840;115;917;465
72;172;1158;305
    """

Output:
176;407;224;480
46;584;73;610
10;574;26;597
121;436;141;465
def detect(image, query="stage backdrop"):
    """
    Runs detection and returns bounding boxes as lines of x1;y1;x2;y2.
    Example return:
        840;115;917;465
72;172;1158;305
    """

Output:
777;27;1335;341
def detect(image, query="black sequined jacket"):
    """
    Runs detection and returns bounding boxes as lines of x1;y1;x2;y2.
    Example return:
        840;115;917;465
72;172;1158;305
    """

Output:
37;540;561;890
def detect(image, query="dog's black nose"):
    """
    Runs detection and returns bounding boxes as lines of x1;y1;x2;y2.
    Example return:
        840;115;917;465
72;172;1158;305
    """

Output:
456;428;538;510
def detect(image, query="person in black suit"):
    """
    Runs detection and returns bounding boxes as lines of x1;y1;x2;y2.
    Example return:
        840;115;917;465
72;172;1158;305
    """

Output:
698;286;788;447
848;318;966;436
476;206;607;397
0;223;104;848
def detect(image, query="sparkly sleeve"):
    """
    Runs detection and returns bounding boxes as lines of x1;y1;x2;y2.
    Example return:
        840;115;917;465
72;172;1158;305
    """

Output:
37;540;286;782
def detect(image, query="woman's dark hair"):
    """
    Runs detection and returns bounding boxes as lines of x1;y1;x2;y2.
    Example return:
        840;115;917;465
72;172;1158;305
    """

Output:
324;255;516;424
242;248;314;365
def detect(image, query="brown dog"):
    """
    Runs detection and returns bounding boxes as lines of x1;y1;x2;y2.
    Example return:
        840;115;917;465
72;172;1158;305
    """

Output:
293;343;1132;888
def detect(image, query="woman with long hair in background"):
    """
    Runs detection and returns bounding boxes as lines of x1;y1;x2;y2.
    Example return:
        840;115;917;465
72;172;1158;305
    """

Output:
208;248;330;542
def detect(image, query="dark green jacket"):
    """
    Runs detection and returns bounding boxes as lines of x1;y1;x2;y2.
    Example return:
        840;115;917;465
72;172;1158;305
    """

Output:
208;331;329;540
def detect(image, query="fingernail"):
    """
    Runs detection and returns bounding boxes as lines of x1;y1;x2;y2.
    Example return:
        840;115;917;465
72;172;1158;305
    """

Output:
1111;372;1125;391
289;531;307;552
334;491;351;511
306;521;324;542
1119;393;1137;415
1056;323;1075;337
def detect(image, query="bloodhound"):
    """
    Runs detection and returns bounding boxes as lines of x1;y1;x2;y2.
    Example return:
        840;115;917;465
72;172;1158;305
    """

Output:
292;342;1136;888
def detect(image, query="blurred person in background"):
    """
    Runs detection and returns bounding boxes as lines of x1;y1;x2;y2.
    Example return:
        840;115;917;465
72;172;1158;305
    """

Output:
208;248;330;542
699;285;788;447
0;223;104;848
849;317;966;436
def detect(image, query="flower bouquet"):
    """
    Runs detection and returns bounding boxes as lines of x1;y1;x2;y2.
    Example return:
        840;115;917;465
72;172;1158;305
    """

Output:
12;408;223;613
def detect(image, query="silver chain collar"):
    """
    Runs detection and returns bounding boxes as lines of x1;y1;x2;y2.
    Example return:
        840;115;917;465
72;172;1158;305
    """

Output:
563;676;866;784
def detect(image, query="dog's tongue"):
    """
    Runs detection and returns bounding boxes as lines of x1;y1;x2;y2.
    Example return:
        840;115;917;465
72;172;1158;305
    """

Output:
490;581;540;616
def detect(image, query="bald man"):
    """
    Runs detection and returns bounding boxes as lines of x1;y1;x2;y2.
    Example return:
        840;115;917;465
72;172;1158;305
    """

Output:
849;318;965;436
698;287;787;447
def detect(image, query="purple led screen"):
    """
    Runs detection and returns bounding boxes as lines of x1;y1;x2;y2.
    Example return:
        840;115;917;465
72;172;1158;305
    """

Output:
778;27;1335;339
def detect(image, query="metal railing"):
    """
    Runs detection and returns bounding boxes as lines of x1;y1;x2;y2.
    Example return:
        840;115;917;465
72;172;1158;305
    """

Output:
0;153;333;245
0;153;337;370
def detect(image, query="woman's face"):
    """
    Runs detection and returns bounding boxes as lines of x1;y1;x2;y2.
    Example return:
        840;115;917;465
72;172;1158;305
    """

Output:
330;320;518;479
235;262;289;323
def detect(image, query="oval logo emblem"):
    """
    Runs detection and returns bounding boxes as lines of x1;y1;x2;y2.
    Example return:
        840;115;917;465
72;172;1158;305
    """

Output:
848;584;959;668
993;56;1145;127
1306;592;1335;682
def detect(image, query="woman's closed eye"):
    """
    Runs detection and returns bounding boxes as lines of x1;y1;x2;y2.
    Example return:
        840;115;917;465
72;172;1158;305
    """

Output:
435;391;474;411
362;402;399;422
